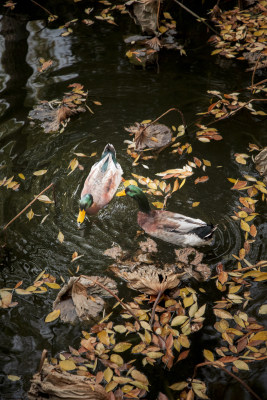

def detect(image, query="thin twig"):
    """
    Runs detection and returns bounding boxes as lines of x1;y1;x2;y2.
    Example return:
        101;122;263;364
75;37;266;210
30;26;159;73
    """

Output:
191;361;262;400
232;263;266;273
250;78;267;88
251;55;262;93
150;290;163;325
93;280;140;326
205;98;267;127
30;0;54;17
151;107;187;131
38;349;48;373
173;0;219;36
3;182;54;230
156;0;161;31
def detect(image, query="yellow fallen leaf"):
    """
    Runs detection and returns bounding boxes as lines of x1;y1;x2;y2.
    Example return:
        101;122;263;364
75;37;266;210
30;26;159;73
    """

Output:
33;169;47;176
152;201;164;209
26;209;34;221
59;359;76;371
45;309;60;323
45;282;61;289
58;231;64;243
192;202;200;207
18;173;25;180
7;375;20;381
203;349;214;362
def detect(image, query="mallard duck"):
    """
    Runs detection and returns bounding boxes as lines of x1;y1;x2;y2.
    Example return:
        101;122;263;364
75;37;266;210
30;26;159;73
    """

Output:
122;185;216;247
77;144;123;223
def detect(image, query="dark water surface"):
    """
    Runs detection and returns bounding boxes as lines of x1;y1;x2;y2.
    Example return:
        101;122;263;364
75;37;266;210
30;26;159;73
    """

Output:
0;4;266;400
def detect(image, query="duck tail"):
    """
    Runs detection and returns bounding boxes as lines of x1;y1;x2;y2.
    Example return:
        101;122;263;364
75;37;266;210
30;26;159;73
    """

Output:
101;144;117;172
102;143;116;159
203;224;217;240
192;224;217;240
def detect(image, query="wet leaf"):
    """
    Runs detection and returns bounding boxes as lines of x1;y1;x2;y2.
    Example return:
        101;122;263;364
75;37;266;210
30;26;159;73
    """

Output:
45;282;61;289
45;309;61;323
33;170;47;176
7;375;20;381
113;342;132;352
195;176;209;184
240;220;250;233
103;367;113;383
110;354;124;366
58;231;64;243
214;309;233;319
152;201;164;209
59;359;76;371
192;202;200;207
18;173;25;180
27;209;34;221
233;360;249;371
37;195;54;203
203;349;214;362
259;305;267;314
171;315;188;326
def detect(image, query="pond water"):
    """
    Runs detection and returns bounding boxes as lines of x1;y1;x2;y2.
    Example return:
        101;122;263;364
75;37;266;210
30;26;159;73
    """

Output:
0;3;266;399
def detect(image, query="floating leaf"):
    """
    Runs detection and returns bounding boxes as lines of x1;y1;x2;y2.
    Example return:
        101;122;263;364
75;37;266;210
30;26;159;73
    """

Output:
195;176;209;184
169;381;188;391
259;305;267;314
59;359;76;371
113;342;132;352
18;173;25;180
45;282;61;289
240;220;250;233
171;315;188;326
45;309;60;323
192;202;200;207
58;231;64;243
103;367;113;383
203;349;214;362
233;360;249;371
33;170;47;176
26;209;34;221
110;354;124;366
7;375;20;381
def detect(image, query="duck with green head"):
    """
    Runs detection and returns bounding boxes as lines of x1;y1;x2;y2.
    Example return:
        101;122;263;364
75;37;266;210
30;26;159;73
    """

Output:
121;185;216;247
77;144;123;224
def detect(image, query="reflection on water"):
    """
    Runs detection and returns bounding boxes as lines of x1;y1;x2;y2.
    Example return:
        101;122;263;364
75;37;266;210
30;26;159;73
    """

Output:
0;7;266;400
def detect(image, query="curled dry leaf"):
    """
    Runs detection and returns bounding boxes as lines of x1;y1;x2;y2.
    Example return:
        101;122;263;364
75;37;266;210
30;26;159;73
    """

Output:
28;363;109;400
53;275;118;324
104;245;125;260
110;262;182;295
125;122;172;151
138;237;158;253
28;84;87;133
174;247;211;282
254;147;267;184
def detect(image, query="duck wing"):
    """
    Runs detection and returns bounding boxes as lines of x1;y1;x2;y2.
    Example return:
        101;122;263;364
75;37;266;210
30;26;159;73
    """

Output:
81;151;123;207
153;210;207;234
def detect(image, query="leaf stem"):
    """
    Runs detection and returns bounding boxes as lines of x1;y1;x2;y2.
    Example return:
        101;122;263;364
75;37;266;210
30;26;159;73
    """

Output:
3;182;54;230
191;361;262;400
92;280;141;327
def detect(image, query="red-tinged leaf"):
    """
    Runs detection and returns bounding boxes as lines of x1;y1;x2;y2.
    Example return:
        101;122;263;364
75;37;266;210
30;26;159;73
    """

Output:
177;350;190;362
194;157;202;167
14;281;23;289
195;176;209;184
232;181;247;190
218;270;228;285
250;225;257;237
218;356;238;363
208;102;218;112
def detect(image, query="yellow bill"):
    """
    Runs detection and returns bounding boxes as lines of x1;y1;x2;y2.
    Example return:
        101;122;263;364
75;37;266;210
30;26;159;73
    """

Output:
77;209;86;224
116;189;126;197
